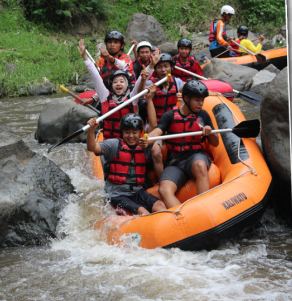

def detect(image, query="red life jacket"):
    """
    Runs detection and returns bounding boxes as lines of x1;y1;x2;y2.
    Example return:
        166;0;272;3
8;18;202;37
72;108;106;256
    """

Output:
166;106;203;153
107;139;146;186
102;94;134;140
172;55;195;81
209;19;227;43
147;76;178;122
100;53;136;88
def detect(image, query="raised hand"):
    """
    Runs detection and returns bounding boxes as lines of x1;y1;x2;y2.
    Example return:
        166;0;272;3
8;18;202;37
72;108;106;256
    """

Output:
146;84;157;101
140;65;150;81
99;47;110;59
77;39;88;60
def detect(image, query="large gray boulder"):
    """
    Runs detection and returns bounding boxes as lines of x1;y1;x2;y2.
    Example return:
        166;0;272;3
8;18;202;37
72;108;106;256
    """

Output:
158;42;178;56
263;64;280;75
125;13;167;45
202;58;258;91
35;99;98;144
260;67;291;218
27;82;56;96
245;70;276;96
0;120;74;247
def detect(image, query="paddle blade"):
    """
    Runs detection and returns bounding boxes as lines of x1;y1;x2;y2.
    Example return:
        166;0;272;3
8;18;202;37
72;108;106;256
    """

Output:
255;53;266;65
238;91;262;106
232;119;260;138
48;128;85;153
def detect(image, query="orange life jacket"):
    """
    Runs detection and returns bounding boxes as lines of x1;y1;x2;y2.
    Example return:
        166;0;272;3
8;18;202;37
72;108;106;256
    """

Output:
102;94;134;140
166;106;203;153
107;139;146;186
148;76;178;122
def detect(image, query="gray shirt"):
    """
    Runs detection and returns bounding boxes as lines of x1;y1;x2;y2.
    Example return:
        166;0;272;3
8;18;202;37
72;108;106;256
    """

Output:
98;138;151;198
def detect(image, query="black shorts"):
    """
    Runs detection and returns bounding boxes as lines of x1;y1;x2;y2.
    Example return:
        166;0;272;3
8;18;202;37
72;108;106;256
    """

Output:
160;152;211;191
110;189;159;214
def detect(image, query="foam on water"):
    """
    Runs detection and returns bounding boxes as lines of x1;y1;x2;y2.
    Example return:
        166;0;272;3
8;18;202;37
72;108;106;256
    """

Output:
1;94;291;300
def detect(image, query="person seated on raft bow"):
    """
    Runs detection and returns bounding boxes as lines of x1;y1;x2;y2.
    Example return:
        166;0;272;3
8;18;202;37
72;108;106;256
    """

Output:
235;25;265;56
87;113;167;215
139;79;219;209
82;30;136;106
77;39;160;140
209;5;235;58
172;38;204;81
141;53;185;181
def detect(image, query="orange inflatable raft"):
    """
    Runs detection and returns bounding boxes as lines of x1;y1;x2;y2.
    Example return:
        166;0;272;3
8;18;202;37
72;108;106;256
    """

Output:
90;94;272;251
201;47;287;71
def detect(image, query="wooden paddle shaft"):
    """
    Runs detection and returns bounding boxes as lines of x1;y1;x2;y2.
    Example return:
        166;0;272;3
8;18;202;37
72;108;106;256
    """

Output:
127;43;135;55
81;74;171;132
147;128;233;141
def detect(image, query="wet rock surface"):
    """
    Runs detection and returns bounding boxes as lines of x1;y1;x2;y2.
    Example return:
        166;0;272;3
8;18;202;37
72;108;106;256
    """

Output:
245;70;276;96
0;120;75;247
75;73;96;93
202;58;258;91
260;67;291;218
35;99;99;144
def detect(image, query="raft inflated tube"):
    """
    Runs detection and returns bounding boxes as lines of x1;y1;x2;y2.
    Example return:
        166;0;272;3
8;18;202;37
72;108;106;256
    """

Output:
91;92;272;251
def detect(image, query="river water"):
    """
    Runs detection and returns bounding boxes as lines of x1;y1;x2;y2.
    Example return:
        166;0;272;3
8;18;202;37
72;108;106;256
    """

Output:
0;94;291;301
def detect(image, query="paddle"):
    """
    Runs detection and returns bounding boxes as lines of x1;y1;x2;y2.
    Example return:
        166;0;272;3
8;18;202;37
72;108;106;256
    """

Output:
48;74;171;153
60;85;100;114
127;42;135;55
174;66;261;106
143;119;260;141
230;39;266;65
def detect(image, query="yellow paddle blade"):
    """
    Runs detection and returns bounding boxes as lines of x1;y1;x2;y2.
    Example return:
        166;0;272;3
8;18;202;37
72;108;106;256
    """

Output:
143;133;148;139
60;85;68;93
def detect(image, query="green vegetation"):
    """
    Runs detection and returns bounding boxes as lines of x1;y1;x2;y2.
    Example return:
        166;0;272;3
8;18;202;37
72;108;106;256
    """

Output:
0;0;286;97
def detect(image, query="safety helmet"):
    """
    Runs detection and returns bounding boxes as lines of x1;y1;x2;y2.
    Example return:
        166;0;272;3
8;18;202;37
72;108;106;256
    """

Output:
221;5;235;15
104;30;125;47
120;113;143;131
154;53;175;69
108;70;131;93
137;41;152;53
151;45;158;52
177;38;193;50
237;25;249;36
182;79;209;100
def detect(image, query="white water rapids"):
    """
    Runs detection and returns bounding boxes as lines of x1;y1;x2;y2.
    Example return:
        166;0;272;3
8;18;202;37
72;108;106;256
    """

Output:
0;94;291;301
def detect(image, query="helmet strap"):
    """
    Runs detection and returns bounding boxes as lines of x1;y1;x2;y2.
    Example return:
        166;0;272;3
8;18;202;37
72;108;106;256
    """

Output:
182;97;197;115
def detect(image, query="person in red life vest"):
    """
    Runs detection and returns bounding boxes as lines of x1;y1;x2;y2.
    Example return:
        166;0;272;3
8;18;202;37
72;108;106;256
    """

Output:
141;53;185;181
209;5;235;58
82;30;135;106
78;39;160;140
131;41;152;79
139;80;219;209
172;38;204;81
86;113;167;215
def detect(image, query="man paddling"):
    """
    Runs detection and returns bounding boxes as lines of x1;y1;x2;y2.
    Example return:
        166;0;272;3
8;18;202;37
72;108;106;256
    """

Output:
139;80;219;209
236;25;264;55
87;113;167;215
172;38;204;81
82;30;135;106
209;5;235;58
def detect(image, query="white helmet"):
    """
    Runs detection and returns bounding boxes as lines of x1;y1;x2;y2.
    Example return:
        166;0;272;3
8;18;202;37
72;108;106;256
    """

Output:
137;41;152;53
221;5;235;15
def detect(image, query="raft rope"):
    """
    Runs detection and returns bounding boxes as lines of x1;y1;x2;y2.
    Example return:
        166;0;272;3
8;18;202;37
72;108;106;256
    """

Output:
106;93;258;230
